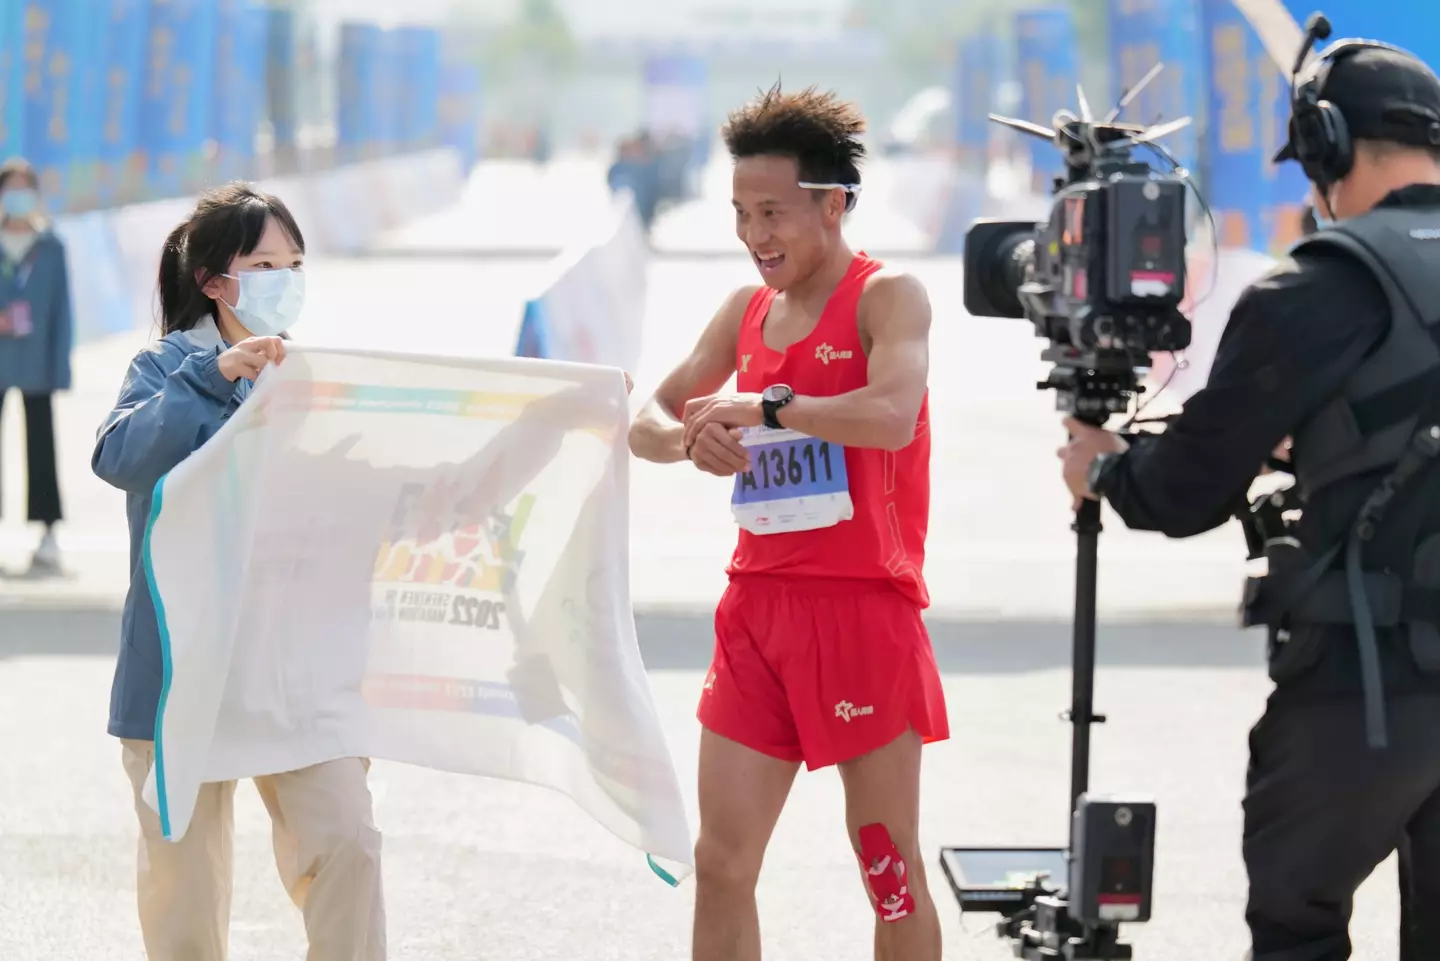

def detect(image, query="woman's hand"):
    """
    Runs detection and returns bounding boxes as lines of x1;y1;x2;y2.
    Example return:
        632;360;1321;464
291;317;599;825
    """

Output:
218;336;286;383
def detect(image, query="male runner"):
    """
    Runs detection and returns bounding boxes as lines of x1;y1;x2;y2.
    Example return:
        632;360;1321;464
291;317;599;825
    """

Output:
628;83;947;961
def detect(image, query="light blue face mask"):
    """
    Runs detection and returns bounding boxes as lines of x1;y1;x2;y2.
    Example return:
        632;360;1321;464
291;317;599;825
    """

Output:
221;267;306;337
1;189;38;219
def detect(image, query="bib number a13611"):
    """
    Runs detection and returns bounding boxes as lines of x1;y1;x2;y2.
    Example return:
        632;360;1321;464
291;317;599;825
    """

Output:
730;427;853;535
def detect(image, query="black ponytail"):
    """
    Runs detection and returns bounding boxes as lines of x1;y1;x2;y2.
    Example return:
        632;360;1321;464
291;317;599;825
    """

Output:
157;181;306;336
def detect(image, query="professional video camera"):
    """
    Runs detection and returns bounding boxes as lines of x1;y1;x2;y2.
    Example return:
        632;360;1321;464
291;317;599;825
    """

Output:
939;65;1212;960
963;63;1198;426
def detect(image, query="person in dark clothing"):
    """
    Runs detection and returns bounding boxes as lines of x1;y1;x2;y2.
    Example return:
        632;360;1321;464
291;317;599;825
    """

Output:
0;157;73;574
607;133;660;231
1057;39;1440;960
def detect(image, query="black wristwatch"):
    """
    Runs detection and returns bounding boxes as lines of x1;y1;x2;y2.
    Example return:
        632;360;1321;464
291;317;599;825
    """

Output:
1086;451;1123;499
761;384;795;429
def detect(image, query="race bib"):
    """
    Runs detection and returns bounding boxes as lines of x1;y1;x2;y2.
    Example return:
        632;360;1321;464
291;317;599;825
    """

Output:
0;301;32;338
730;427;853;535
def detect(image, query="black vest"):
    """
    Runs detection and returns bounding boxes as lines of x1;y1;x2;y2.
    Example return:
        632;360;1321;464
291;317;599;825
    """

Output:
1291;208;1440;494
1243;205;1440;749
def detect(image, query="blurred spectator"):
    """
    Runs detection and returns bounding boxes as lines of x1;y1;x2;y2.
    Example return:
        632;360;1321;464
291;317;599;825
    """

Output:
608;133;660;230
0;157;73;574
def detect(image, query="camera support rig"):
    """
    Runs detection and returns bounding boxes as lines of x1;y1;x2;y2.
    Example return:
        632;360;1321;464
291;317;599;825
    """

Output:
940;67;1191;960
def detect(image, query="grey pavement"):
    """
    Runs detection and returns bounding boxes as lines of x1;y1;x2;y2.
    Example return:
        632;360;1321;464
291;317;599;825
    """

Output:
0;607;1402;960
0;166;1405;958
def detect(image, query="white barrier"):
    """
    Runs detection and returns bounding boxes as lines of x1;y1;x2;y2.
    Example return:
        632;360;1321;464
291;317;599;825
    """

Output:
56;148;466;342
514;190;649;374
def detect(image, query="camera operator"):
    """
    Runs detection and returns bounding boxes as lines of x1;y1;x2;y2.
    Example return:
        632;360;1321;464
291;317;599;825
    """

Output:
1057;41;1440;959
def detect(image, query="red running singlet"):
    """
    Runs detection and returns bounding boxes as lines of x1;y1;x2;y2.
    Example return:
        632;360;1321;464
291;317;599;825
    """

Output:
726;253;932;608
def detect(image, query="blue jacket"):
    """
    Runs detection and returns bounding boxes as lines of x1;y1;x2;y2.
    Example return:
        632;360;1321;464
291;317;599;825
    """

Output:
93;317;251;741
0;227;73;393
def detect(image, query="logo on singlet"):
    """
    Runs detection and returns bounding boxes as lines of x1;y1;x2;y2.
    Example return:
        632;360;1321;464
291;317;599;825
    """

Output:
740;353;753;373
815;342;854;365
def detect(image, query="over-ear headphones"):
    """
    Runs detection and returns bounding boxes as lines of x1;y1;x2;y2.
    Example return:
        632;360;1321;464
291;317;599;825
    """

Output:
1287;14;1426;185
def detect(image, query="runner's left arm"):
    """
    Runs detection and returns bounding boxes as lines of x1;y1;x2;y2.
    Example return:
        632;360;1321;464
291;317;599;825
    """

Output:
769;273;930;450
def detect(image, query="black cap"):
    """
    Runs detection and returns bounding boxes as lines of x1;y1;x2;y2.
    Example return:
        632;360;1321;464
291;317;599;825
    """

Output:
1274;44;1440;163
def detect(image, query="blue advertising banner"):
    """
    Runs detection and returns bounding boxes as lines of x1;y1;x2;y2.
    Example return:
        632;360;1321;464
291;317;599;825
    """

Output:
1277;2;1439;70
141;0;220;199
67;0;104;210
212;0;263;182
335;21;378;163
21;0;83;207
373;28;402;156
99;0;149;205
1014;8;1078;183
438;59;480;170
0;0;25;161
1260;48;1310;254
1199;0;1267;250
954;32;998;165
265;5;296;157
1109;0;1204;175
394;26;441;150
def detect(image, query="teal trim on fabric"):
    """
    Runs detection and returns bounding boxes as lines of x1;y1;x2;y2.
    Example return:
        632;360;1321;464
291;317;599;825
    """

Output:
515;298;551;359
141;474;175;840
647;854;679;887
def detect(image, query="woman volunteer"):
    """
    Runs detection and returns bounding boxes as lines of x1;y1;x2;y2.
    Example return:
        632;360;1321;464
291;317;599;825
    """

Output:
92;182;386;961
0;158;73;573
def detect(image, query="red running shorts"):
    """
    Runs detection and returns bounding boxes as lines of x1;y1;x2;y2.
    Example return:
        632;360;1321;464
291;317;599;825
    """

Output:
696;574;950;770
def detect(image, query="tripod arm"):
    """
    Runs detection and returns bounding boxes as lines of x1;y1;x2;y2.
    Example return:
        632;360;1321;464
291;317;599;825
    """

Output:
1068;497;1105;849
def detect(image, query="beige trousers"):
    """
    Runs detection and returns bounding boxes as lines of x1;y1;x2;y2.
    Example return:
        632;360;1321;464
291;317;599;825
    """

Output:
120;739;386;961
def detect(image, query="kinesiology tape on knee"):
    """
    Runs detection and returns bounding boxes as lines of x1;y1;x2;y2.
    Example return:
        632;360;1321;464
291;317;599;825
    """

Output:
857;823;915;923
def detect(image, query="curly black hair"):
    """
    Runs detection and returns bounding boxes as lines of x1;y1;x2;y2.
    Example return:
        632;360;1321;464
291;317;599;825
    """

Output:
721;82;866;186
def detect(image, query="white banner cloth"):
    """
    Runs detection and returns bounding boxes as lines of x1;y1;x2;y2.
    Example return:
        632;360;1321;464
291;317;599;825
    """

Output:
141;347;693;883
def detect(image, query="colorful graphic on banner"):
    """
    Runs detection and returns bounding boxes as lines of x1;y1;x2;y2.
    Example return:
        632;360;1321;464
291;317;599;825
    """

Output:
1108;0;1203;175
1014;8;1078;182
954;32;997;165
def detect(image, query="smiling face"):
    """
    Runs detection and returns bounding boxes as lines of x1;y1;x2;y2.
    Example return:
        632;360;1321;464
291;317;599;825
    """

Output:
732;153;846;291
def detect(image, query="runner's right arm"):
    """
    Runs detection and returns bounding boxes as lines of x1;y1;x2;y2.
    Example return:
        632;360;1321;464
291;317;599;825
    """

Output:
629;286;754;473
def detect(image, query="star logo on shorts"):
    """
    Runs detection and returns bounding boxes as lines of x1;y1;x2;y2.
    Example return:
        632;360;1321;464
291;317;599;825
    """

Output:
835;700;874;722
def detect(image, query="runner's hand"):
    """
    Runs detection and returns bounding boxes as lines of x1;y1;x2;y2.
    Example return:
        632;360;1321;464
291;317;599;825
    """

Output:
218;336;286;382
688;422;749;476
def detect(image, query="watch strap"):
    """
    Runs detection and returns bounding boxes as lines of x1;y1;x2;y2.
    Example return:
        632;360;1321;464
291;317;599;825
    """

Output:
1089;451;1123;498
762;388;793;429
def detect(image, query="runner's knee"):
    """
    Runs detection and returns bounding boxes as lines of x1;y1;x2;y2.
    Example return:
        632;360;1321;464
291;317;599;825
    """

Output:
854;822;923;922
694;833;765;891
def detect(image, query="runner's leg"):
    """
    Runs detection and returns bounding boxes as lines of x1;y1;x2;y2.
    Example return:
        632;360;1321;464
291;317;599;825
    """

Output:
692;730;799;961
694;577;805;961
839;730;941;961
783;580;948;961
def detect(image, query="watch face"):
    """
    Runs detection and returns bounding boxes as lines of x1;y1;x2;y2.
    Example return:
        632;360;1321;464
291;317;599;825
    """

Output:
763;384;791;403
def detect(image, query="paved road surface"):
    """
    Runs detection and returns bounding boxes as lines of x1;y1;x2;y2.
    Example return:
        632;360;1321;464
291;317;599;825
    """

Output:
0;607;1402;960
0;163;1405;958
